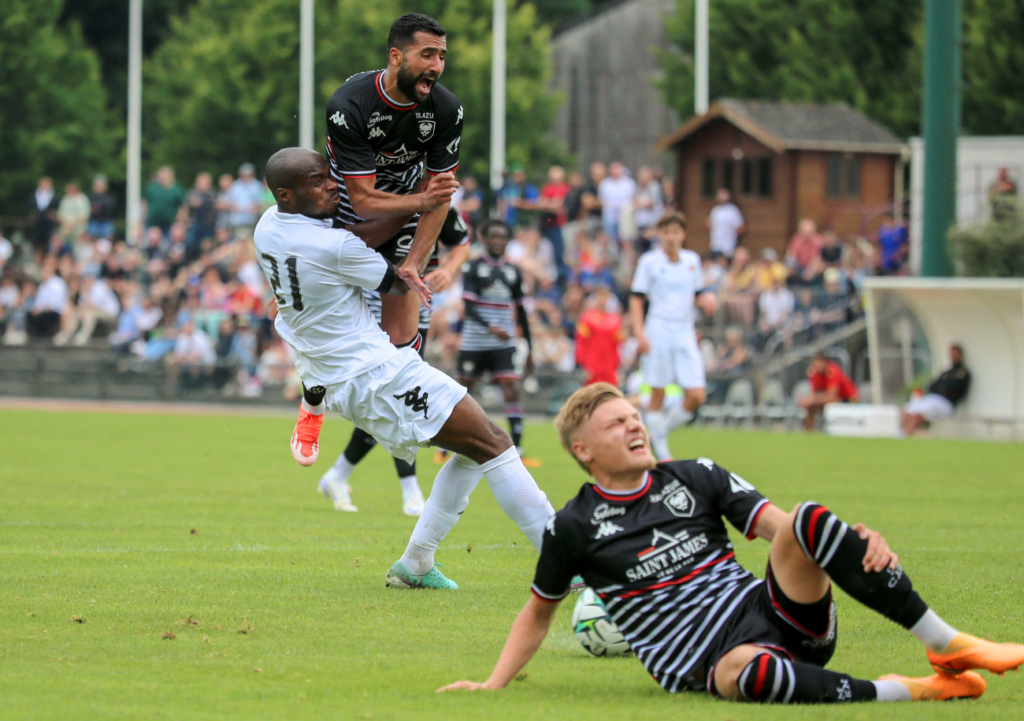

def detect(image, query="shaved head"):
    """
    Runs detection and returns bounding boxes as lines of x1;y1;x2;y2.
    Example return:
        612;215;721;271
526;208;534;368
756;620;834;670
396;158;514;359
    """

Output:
264;148;340;219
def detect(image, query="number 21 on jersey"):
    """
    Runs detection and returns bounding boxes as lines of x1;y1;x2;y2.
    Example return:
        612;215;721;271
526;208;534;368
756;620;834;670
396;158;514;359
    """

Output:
262;253;304;311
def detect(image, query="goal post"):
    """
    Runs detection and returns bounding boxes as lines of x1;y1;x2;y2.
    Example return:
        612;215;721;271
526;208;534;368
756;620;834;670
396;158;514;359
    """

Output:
862;277;1024;440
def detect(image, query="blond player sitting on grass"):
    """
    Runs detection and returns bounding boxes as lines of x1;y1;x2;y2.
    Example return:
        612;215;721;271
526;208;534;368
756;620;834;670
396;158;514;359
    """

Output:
439;383;1024;703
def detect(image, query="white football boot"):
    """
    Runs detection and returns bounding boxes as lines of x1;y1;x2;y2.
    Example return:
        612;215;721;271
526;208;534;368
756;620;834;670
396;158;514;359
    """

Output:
318;467;358;512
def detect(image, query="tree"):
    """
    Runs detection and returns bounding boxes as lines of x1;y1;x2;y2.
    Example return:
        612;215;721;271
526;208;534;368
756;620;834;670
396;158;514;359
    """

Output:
144;0;564;184
657;0;922;138
0;0;118;214
962;0;1024;135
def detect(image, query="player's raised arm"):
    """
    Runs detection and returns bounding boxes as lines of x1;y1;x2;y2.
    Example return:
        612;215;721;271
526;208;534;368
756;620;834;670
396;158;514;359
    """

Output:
437;595;559;692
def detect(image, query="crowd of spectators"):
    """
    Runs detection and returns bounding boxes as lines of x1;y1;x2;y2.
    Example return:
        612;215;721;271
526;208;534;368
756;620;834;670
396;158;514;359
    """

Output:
0;159;905;400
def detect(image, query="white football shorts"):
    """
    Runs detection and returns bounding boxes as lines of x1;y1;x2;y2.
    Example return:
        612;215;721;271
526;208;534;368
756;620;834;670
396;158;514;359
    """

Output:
324;347;467;463
903;393;955;422
642;343;706;390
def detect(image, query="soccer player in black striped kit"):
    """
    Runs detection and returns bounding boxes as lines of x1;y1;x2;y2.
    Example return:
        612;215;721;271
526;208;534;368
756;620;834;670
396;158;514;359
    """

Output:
291;13;470;516
440;383;1024;703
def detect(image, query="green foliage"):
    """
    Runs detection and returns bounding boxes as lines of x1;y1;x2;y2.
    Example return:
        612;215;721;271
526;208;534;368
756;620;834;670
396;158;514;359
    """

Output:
0;0;118;213
144;0;564;183
962;0;1024;135
948;199;1024;277
658;0;922;137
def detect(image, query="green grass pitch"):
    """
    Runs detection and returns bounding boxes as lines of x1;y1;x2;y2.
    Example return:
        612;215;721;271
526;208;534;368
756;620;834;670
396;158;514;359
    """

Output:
2;407;1023;720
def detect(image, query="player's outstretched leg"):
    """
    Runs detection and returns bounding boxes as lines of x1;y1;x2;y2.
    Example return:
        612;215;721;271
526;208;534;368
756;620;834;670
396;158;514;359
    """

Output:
788;501;1024;676
292;384;325;466
386;395;555;590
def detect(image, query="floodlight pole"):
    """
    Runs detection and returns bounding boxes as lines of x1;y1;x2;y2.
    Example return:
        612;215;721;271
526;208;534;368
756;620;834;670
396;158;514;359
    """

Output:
695;0;709;115
490;0;507;192
920;0;960;277
299;0;315;150
126;0;143;245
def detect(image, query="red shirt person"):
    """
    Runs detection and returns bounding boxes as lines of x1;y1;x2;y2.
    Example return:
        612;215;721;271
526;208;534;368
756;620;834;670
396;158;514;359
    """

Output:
575;286;623;386
799;353;858;429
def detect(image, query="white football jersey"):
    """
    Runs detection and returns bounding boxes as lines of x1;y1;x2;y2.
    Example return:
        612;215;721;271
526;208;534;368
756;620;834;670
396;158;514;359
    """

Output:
253;206;398;386
630;247;704;348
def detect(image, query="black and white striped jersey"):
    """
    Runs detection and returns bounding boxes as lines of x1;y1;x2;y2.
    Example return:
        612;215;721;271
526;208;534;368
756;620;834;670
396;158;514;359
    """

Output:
325;69;463;227
459;256;524;351
531;459;771;693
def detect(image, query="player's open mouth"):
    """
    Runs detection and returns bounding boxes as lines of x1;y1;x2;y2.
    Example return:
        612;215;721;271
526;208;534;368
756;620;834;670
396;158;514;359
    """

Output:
628;438;646;452
418;77;435;94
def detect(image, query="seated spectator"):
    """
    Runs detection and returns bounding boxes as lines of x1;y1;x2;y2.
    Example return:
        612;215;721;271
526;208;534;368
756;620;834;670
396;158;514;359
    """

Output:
575;285;623;386
876;213;909;275
901;344;971;437
506;227;555;293
88;175;116;241
820;230;843;266
0;231;13;271
532;325;575;374
785;219;823;276
29;259;68;338
4;280;35;345
497;164;539;228
54;274;121;346
701;254;727;295
227;163;264;237
721;247;757;327
715;325;751;376
453;174;484;230
757;276;795;340
752;248;787;292
58;182;91;244
798;352;858;430
0;276;19;338
212;316;237;389
172;319;216;388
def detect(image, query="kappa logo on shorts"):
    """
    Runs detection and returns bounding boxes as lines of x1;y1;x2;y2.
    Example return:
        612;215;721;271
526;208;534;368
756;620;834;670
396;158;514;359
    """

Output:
393;386;430;420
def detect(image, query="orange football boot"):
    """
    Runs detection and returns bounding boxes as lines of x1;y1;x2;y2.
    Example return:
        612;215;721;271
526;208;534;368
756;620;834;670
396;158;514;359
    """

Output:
878;671;986;701
291;404;323;466
928;633;1024;676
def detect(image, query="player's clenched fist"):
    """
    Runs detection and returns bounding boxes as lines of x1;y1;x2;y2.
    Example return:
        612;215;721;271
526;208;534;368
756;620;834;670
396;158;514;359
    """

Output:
420;172;459;211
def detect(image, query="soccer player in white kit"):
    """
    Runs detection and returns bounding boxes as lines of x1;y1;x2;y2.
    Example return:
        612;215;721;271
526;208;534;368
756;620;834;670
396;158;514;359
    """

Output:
629;212;717;461
253;148;555;590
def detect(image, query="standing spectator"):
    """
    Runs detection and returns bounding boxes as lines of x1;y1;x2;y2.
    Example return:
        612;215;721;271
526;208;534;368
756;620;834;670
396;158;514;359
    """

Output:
0;276;19;337
798;352;858;430
214;173;235;231
28;259;68;338
0;230;13;271
706;188;745;258
453;174;484;230
632;166;665;253
185;172;217;259
715;325;752;376
575;285;623;386
54;274;120;346
876;213;909;275
579;162;605;234
226;163;264;237
785;219;824;276
87;175;116;241
988;168;1018;222
28;177;58;264
901;344;971;436
143;166;186;234
597;161;636;243
757;276;795;341
538;165;570;279
57;182;91;244
820;230;843;267
561;170;586;256
497;163;538;228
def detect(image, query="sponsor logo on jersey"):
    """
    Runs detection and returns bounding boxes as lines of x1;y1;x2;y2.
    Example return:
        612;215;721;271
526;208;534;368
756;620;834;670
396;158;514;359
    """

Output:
416;111;434;119
591;503;627;525
330;111;348;128
367;111;392;126
626;528;709;582
595;521;625;539
446;136;461;156
663;486;697;518
369;126;386;139
418;120;436;140
374;142;419;167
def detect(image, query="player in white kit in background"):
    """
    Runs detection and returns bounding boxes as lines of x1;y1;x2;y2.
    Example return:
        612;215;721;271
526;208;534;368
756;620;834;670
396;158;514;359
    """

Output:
253;148;554;590
629;212;717;461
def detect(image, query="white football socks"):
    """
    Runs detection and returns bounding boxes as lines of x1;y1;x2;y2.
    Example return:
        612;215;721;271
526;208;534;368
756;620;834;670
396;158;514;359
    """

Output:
872;680;913;701
301;398;324;416
329;454;355;482
480;445;555;552
400;453;484;576
645;410;672;461
399;474;421;500
909;609;960;653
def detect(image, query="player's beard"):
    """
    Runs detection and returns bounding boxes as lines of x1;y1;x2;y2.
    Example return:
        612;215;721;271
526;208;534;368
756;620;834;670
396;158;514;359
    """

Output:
396;61;436;103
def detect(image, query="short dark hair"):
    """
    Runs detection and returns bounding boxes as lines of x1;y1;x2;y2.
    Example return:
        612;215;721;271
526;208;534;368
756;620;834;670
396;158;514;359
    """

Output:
388;14;446;51
477;218;510;240
656;211;687;231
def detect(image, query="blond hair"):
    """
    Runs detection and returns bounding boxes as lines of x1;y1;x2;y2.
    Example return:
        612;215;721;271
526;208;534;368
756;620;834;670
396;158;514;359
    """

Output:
554;382;625;474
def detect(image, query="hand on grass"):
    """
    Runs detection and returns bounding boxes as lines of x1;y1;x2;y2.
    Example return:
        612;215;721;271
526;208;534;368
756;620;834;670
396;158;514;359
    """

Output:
436;680;490;693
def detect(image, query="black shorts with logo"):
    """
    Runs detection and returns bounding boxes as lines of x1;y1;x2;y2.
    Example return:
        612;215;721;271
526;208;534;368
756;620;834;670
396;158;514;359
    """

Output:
705;562;838;695
457;346;519;381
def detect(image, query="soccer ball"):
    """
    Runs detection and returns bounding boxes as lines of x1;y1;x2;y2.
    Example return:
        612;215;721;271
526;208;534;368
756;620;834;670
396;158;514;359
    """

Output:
571;588;631;657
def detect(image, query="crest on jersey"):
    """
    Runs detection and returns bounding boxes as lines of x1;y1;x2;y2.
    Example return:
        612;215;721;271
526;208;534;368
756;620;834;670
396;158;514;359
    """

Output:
663;486;696;518
418;120;436;140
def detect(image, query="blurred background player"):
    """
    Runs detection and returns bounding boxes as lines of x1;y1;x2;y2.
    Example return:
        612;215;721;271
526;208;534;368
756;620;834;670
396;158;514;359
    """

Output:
303;13;469;515
449;219;539;467
901;344;971;437
798;352;859;430
574;284;623;387
629;212;717;461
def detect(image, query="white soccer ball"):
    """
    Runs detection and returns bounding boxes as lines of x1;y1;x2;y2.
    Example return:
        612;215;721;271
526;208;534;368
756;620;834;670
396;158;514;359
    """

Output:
571;588;631;657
